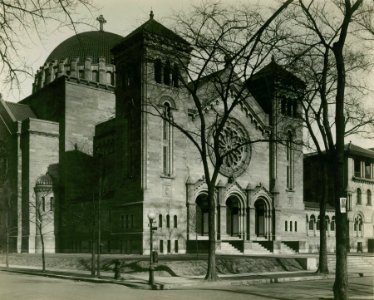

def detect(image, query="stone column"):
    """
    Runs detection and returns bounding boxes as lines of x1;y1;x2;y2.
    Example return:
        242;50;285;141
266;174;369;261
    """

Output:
249;207;256;240
219;205;226;240
187;203;196;241
84;57;92;81
99;57;106;84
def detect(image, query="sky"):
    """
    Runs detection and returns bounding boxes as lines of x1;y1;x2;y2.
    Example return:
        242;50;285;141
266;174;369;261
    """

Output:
2;0;373;148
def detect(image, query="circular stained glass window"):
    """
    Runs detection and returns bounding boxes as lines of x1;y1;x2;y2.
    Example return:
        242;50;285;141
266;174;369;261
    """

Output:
209;118;251;177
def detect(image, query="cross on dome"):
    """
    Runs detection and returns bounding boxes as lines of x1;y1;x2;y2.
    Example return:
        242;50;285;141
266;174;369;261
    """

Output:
97;15;107;31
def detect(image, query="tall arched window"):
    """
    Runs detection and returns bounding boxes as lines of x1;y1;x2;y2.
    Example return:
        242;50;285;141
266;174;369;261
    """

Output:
166;214;170;228
164;60;171;85
357;188;362;205
285;220;288;231
290;221;293;232
316;215;320;230
354;215;363;232
158;214;162;228
162;102;173;176
367;190;372;206
172;64;179;87
154;59;162;83
309;215;315;230
331;216;335;231
286;131;294;189
295;221;297;232
174;215;177;228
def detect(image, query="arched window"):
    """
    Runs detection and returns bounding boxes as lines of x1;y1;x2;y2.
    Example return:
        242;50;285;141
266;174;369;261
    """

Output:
325;216;330;229
331;216;335;231
172;64;179;87
41;197;46;212
158;214;162;228
162;102;173;176
354;215;363;232
286;131;294;190
166;214;170;228
293;101;298;118
357;188;362;205
290;221;293;232
309;215;315;230
154;59;162;83
285;220;288;231
174;215;177;228
316;215;320;230
281;98;287;115
164;60;171;85
295;221;297;232
79;70;84;79
367;190;372;206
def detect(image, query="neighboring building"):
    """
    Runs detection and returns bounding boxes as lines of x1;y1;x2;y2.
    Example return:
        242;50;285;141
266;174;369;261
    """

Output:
4;12;369;256
304;144;374;253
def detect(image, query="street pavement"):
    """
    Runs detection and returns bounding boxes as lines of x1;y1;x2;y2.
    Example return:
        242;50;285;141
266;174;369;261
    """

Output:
0;270;373;300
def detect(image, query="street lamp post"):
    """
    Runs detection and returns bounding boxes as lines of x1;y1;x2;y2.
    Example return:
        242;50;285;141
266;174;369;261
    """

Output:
148;212;156;286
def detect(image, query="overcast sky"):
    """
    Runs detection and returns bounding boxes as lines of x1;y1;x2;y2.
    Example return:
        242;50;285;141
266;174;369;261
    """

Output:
3;0;373;148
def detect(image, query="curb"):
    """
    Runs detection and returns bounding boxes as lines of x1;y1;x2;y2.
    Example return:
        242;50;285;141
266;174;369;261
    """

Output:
1;267;372;290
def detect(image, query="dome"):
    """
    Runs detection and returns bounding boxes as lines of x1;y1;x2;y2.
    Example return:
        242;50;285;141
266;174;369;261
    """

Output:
36;174;53;186
46;31;123;64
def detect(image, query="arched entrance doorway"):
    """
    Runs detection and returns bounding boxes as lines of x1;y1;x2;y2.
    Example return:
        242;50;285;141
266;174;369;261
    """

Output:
196;194;209;236
255;199;266;237
226;196;240;236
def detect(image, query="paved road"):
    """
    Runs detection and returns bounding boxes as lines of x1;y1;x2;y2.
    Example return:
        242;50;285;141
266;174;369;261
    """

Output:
0;271;373;300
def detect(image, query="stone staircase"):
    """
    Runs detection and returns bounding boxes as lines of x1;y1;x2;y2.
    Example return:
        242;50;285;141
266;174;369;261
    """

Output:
280;242;297;254
218;242;243;255
327;255;374;275
243;242;272;255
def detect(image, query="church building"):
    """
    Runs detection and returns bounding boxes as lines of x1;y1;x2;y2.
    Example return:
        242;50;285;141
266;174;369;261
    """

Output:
0;13;314;255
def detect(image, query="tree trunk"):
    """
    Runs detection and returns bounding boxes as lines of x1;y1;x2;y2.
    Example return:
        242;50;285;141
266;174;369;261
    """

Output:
205;186;218;281
40;227;46;272
5;212;9;269
317;158;329;274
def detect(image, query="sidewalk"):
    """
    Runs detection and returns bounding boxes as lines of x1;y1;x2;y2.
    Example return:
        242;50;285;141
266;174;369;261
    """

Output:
0;264;363;290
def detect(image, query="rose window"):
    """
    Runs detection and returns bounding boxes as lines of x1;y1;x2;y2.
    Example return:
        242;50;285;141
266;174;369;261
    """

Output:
209;118;251;177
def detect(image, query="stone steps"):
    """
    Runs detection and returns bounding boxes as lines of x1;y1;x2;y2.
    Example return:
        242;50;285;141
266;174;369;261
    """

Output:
327;256;374;273
280;242;297;254
243;242;271;255
217;242;242;255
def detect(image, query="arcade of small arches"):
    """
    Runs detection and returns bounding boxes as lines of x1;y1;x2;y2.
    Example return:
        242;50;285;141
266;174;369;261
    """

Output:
188;189;273;241
306;212;364;237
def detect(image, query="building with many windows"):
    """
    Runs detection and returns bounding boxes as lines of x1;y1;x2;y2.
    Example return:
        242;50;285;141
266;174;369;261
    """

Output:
304;144;374;253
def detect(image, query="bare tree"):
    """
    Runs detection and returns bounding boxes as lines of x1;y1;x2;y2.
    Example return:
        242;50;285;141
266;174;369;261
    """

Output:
30;188;55;272
0;0;92;94
277;1;373;298
141;1;295;281
278;1;373;275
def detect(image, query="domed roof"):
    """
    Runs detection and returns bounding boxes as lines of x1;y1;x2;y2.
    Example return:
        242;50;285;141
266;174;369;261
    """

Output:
46;31;123;64
36;174;53;186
